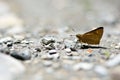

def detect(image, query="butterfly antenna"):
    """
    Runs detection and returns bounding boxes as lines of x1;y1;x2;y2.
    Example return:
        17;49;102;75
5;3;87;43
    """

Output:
69;27;77;36
70;34;76;37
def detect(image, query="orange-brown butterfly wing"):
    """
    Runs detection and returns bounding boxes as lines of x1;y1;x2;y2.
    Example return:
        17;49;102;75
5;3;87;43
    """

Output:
81;27;103;44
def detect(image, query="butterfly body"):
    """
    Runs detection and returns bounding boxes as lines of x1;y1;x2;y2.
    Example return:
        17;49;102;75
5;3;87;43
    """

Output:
76;27;103;45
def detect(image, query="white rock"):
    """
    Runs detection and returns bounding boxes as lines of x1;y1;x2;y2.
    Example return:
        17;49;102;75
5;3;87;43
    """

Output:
49;53;60;59
41;53;59;60
115;45;120;49
49;50;57;54
65;48;71;53
115;43;120;49
0;53;25;80
21;40;33;44
0;37;13;43
73;62;93;71
94;65;108;76
41;36;55;45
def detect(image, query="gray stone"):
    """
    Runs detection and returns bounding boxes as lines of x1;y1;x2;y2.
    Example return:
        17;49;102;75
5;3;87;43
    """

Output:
35;47;41;52
41;36;55;45
44;43;55;50
10;49;31;60
6;41;13;47
21;40;33;44
48;49;57;55
49;53;60;60
41;53;60;60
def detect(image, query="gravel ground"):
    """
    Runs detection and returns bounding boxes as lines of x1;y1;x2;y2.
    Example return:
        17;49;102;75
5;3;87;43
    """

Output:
0;0;120;80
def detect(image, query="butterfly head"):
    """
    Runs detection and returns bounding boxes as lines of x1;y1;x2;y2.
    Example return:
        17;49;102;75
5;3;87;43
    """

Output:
76;34;82;40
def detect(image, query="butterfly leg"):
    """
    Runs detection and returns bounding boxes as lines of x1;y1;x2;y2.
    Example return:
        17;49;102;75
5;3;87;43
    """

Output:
74;40;80;49
74;40;78;48
76;40;84;49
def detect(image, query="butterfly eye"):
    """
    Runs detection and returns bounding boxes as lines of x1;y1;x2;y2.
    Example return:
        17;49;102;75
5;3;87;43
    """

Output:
76;34;81;38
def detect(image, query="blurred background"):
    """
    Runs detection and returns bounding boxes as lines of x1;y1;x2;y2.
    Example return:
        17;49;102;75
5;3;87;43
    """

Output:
0;0;120;33
0;1;120;80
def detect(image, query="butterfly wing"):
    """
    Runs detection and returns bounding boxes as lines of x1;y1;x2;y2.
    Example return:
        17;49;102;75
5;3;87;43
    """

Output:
81;27;103;44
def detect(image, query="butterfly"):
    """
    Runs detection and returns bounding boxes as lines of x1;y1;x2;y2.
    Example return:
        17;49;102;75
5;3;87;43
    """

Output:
76;27;103;45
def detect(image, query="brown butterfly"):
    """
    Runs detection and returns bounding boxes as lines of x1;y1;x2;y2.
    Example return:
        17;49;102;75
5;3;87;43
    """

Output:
76;27;103;45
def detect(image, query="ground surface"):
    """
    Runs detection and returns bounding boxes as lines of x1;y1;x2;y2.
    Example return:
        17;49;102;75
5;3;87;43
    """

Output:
0;0;120;80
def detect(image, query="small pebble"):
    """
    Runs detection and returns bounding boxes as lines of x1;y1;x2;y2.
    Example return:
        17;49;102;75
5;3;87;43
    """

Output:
49;49;57;55
41;37;55;45
21;40;33;44
50;53;60;59
35;47;41;52
115;43;120;49
65;48;71;53
86;49;93;53
14;40;21;44
7;41;13;47
41;53;60;60
115;45;120;49
44;43;55;50
66;53;73;56
10;49;31;60
0;37;13;43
